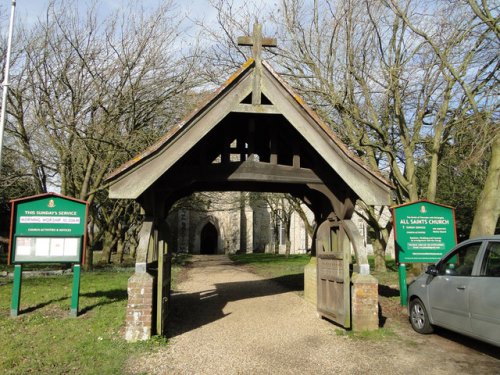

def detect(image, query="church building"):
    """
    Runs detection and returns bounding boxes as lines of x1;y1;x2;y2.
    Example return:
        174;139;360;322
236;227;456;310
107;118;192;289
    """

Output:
166;192;313;255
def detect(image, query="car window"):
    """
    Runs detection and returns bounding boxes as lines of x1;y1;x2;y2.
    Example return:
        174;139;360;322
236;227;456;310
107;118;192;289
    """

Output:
480;241;500;277
438;243;481;276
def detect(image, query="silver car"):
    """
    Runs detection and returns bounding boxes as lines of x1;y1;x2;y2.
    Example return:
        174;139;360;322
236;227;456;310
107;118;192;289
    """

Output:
407;235;500;347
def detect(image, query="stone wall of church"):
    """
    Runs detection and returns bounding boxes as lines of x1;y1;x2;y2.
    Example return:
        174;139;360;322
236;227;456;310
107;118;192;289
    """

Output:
166;192;314;255
252;201;271;252
274;208;313;254
166;192;243;254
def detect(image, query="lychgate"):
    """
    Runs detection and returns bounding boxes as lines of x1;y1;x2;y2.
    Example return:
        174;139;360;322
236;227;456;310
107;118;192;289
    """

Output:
105;24;393;341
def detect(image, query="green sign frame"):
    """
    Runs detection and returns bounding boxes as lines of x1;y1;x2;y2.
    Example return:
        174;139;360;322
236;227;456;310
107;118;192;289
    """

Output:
8;193;88;318
392;200;457;264
392;200;457;306
9;193;88;264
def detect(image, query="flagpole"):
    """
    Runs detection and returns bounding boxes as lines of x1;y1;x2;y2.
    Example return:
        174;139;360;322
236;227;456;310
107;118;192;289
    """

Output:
0;0;17;168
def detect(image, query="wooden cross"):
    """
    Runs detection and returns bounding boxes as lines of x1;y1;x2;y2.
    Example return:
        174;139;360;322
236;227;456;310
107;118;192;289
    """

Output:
237;23;277;64
238;23;277;105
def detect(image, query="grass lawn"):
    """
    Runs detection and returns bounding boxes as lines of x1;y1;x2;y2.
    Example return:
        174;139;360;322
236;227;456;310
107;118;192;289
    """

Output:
229;253;311;277
229;253;311;292
0;265;183;375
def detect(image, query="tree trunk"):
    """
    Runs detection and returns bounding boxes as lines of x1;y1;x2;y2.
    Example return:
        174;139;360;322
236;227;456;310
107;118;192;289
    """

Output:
358;204;391;272
285;239;291;257
372;237;386;272
84;247;93;271
101;231;118;264
115;223;125;264
470;134;500;237
274;223;280;255
129;231;138;258
83;217;94;271
285;220;291;257
116;237;125;264
427;83;452;202
79;155;95;201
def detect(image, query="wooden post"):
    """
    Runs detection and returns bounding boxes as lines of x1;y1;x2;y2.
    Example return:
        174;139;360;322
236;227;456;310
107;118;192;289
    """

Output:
156;241;164;335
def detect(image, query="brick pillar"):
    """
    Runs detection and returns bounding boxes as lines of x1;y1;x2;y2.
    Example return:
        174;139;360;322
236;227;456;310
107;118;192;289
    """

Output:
303;256;317;305
351;273;379;332
125;272;154;342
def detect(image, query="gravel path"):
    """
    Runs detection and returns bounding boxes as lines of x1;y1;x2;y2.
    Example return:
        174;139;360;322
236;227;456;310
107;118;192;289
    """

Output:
126;255;500;375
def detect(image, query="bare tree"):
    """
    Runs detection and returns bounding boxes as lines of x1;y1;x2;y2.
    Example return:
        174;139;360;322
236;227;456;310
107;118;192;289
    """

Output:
3;0;203;268
388;0;499;236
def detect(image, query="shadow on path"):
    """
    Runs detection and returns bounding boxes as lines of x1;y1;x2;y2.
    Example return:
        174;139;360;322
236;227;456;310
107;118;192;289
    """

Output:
166;256;303;338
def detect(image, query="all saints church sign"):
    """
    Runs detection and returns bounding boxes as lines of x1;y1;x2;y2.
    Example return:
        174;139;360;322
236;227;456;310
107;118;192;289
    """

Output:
392;200;457;264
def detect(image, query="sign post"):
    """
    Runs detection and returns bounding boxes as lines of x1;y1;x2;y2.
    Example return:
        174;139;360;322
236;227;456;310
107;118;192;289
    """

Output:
70;264;81;317
392;200;457;306
398;263;407;307
8;193;88;317
10;264;22;317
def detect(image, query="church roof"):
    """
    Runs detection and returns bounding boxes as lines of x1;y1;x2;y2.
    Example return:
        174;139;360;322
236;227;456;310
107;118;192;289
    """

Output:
106;58;393;205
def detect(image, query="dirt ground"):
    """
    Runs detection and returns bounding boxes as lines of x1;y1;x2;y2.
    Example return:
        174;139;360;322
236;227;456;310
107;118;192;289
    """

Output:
126;255;500;375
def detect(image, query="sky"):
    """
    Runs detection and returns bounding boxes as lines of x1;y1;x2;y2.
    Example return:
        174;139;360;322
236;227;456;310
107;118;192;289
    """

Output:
9;0;220;27
2;0;280;56
2;0;282;46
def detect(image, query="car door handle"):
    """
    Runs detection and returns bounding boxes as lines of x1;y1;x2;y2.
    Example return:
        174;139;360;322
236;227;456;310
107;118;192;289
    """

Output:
456;286;466;290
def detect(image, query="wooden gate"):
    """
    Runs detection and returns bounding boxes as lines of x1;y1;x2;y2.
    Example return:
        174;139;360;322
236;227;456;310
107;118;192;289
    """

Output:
156;238;171;335
316;220;351;328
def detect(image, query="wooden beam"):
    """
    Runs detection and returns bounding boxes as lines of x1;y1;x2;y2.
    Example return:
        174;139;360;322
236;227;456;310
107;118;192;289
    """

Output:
293;142;300;169
167;160;322;186
270;126;278;164
293;154;300;168
232;103;280;114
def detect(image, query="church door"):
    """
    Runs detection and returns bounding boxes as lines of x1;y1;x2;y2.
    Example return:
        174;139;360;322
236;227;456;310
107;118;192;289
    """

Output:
200;223;218;254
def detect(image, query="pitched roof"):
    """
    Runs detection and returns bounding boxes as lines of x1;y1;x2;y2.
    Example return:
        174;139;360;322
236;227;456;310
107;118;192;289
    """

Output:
106;58;393;204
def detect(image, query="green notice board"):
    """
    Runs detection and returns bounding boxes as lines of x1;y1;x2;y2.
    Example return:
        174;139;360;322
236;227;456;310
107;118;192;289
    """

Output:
392;200;457;263
9;193;88;264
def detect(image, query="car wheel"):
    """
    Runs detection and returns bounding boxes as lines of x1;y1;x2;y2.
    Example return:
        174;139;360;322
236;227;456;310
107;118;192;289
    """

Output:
409;298;434;334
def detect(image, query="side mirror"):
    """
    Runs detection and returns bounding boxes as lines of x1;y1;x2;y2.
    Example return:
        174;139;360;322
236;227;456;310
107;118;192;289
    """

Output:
426;265;439;276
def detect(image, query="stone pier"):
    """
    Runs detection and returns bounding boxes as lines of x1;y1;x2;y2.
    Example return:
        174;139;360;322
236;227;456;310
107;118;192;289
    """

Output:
351;273;379;332
124;272;155;342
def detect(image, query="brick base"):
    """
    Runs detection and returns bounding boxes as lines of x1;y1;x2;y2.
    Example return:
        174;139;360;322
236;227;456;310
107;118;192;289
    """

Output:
303;257;317;306
351;273;379;332
124;272;154;342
